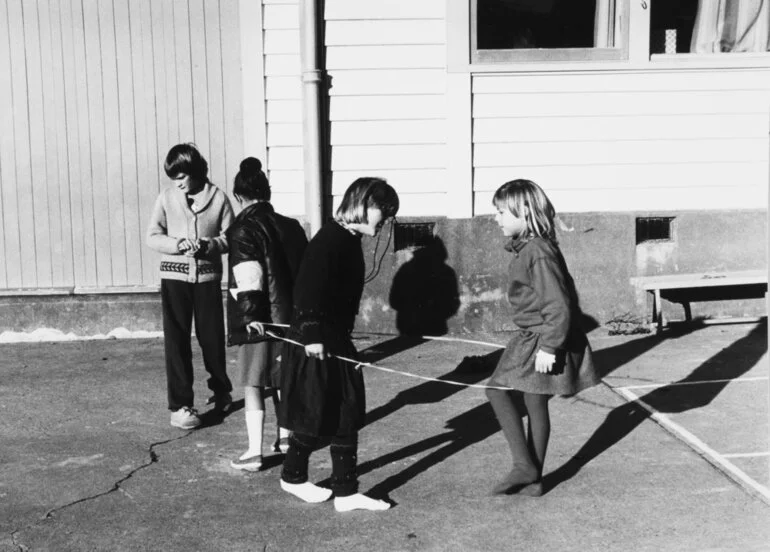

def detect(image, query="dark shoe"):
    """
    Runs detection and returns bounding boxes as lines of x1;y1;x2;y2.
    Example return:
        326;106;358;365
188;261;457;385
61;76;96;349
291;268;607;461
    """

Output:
206;393;232;413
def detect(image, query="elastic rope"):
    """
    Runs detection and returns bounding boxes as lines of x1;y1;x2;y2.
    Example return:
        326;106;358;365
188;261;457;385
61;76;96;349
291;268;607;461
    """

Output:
262;323;518;391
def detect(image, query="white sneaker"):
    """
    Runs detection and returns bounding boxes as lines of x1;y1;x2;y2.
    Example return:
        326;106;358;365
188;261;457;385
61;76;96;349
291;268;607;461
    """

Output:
170;406;201;429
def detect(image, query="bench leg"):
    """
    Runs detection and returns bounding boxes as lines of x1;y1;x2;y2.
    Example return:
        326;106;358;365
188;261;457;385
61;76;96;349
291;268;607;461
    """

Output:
654;289;663;333
683;302;692;322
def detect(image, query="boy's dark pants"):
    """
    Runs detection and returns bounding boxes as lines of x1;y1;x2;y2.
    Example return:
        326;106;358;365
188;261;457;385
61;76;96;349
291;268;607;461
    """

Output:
161;279;232;411
282;432;359;497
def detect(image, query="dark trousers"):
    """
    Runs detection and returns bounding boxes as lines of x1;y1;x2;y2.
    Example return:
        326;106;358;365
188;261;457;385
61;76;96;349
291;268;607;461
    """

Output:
281;432;359;497
161;279;232;411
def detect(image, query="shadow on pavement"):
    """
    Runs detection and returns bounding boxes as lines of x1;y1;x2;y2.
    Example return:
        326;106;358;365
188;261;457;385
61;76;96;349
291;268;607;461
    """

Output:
364;349;502;427
544;320;767;493
357;351;505;500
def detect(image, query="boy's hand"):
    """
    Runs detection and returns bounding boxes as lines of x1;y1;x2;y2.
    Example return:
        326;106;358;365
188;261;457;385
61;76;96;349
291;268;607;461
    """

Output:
177;238;195;253
535;350;556;373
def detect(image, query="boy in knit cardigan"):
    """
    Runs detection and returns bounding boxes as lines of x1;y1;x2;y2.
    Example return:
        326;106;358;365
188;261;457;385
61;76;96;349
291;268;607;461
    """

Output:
147;143;235;429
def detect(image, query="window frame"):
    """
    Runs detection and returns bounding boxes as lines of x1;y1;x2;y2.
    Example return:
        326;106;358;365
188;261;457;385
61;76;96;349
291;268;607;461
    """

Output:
456;0;770;72
470;0;630;64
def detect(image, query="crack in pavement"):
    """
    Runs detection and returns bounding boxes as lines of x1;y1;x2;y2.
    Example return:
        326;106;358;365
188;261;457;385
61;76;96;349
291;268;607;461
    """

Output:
10;529;28;552
41;432;192;520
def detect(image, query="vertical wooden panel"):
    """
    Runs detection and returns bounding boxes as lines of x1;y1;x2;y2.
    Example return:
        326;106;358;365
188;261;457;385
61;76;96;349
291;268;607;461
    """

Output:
161;0;180;148
204;0;227;191
46;0;75;286
37;0;64;287
222;0;245;192
67;0;98;286
98;0;127;286
0;0;20;287
238;0;266;165
132;0;161;286
25;0;54;287
113;0;142;284
173;0;194;141
10;0;39;287
188;0;210;162
82;0;112;286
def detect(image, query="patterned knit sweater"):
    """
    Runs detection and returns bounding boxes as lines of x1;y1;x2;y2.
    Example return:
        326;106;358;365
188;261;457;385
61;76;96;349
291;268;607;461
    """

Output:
146;182;234;283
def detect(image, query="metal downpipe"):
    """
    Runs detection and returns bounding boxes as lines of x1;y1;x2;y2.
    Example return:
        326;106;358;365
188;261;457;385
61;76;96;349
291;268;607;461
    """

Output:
300;0;325;236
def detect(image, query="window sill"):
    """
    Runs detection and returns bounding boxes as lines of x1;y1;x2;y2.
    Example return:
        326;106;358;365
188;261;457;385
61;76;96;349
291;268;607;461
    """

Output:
464;54;770;74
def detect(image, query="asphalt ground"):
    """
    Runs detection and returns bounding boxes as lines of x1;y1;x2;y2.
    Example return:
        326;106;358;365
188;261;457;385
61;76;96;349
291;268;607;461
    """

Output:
1;321;768;551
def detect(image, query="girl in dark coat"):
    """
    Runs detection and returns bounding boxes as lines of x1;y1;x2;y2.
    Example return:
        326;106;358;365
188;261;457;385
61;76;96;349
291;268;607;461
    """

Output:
226;158;307;471
487;179;599;496
279;177;399;512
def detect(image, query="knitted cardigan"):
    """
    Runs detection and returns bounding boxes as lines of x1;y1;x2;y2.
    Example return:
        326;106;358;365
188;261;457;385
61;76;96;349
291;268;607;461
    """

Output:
146;182;234;283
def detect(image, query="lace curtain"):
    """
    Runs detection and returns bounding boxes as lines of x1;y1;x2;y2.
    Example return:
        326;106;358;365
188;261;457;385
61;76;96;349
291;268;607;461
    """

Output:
691;0;770;52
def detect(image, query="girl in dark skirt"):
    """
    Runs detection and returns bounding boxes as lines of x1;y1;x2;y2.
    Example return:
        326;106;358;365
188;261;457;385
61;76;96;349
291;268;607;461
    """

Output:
279;177;399;512
487;179;599;496
226;158;307;471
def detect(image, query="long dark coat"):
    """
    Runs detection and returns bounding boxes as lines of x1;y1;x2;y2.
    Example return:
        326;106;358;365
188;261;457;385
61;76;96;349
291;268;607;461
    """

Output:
278;221;367;437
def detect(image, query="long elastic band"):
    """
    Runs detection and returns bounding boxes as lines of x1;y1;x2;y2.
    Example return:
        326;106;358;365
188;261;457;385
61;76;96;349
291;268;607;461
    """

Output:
262;324;519;391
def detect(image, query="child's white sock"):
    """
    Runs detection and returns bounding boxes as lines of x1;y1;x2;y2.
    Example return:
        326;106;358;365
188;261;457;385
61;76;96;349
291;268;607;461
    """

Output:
334;493;390;512
280;480;332;503
241;410;264;459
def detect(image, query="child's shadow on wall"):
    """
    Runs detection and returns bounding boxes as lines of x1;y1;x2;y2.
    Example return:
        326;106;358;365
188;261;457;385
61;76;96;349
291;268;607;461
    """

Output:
389;236;460;337
544;320;767;493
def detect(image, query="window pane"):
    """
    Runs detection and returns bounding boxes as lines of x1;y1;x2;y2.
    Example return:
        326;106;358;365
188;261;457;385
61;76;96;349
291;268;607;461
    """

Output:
477;0;613;50
650;0;770;54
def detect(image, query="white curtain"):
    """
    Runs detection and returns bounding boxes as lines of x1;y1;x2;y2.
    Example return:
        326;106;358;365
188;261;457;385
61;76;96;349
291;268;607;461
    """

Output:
594;0;615;48
691;0;770;52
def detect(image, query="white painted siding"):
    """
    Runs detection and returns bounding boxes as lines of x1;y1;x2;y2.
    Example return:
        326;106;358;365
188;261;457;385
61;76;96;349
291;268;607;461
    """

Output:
0;0;247;291
263;0;303;216
323;0;447;216
472;71;770;214
264;0;449;216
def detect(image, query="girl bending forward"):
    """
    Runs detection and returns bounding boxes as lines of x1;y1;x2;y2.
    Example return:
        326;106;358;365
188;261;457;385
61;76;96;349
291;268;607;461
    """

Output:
279;177;399;512
488;179;599;496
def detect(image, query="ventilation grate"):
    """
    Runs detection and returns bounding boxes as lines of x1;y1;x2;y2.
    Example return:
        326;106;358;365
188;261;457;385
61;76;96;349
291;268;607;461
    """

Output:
636;217;674;244
394;222;435;251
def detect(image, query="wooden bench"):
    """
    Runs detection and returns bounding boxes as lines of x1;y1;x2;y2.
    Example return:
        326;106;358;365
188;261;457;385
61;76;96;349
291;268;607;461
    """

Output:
630;269;767;333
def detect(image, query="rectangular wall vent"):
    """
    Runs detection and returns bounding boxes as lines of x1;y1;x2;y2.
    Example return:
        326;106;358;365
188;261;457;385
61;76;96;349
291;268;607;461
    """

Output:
394;222;435;251
636;217;674;244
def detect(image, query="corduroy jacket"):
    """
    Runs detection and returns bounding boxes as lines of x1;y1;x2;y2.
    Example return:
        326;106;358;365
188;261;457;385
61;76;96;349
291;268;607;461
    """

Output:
146;182;234;283
505;235;583;354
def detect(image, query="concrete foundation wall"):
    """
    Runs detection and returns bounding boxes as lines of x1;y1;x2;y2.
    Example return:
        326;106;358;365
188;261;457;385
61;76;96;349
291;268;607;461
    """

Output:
2;209;765;337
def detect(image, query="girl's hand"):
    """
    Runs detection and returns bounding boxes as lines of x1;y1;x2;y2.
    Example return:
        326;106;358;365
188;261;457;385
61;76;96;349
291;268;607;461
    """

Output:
535;350;556;373
305;343;326;360
246;321;265;336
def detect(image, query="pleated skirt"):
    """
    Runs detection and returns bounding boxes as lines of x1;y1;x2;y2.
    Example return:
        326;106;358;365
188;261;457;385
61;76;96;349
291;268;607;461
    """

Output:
488;328;599;396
